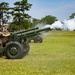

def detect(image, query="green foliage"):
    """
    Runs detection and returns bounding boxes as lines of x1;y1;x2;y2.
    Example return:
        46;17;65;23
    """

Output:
31;18;40;27
13;0;32;20
8;20;32;31
31;15;58;27
8;0;32;30
69;13;75;19
39;15;58;24
0;0;32;31
0;2;10;23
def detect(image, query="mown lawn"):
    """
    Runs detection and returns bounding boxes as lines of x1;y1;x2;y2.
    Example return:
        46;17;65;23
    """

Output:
0;31;75;75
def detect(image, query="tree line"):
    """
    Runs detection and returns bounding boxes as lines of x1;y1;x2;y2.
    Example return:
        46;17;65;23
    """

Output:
0;0;75;31
0;0;32;31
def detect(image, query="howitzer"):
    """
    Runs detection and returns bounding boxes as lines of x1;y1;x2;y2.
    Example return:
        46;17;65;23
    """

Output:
0;27;50;59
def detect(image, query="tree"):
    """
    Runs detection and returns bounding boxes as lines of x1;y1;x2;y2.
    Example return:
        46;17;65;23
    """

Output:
69;13;75;19
8;20;32;31
9;0;32;31
0;2;9;24
31;18;40;27
39;15;58;24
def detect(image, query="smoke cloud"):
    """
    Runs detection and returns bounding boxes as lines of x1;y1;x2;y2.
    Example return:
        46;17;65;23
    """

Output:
41;18;75;31
64;18;75;31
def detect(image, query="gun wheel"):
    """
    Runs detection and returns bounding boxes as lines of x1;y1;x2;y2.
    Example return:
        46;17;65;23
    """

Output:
34;35;43;43
5;42;24;59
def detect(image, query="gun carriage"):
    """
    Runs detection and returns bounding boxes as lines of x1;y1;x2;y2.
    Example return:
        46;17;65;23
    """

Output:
0;27;50;59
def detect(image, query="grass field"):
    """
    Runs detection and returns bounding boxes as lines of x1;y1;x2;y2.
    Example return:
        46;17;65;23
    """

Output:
0;31;75;75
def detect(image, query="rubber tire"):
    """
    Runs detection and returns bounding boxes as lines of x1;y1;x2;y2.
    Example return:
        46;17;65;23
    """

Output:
5;41;24;59
34;35;43;43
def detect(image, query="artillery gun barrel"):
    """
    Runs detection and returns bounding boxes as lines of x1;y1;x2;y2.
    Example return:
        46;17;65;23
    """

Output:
12;27;39;34
17;27;50;38
9;27;51;42
34;27;50;33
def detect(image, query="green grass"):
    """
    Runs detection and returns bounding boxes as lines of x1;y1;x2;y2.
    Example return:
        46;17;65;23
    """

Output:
0;31;75;75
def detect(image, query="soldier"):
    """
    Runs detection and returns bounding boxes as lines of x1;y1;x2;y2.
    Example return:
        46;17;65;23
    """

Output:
0;28;3;47
0;28;10;47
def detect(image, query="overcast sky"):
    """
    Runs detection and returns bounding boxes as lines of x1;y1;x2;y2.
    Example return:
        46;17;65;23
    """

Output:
0;0;75;21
